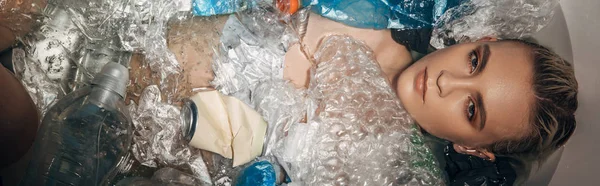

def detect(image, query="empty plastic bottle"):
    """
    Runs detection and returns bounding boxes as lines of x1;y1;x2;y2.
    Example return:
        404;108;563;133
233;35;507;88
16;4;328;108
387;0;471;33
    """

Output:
21;62;133;186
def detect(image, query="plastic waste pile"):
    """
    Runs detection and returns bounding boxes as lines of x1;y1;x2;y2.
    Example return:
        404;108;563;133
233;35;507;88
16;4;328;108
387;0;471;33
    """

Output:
12;0;559;185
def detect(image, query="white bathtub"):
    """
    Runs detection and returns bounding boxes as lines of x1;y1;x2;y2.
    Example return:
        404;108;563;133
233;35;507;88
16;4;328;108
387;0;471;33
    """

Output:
526;0;600;185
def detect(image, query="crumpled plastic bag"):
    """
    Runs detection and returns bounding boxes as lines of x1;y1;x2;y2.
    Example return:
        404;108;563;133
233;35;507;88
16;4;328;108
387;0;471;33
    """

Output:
128;85;212;185
211;6;298;104
304;0;462;29
192;0;258;16
430;0;559;48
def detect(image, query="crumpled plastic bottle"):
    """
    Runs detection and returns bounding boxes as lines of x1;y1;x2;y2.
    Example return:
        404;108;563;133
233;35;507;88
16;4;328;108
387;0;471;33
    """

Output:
21;62;133;186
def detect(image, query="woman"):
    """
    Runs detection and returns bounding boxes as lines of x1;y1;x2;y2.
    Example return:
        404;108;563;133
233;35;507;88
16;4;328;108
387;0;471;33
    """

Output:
280;11;578;163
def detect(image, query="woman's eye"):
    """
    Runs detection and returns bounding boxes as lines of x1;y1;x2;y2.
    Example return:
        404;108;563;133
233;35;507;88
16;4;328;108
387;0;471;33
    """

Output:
467;99;475;121
469;51;479;73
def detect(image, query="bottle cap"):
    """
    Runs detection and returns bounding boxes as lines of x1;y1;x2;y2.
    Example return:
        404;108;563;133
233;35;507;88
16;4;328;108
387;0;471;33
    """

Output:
92;62;129;98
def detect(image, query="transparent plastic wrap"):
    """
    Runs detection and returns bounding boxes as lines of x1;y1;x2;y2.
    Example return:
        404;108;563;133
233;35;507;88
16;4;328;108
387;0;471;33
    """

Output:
52;0;190;98
15;0;192;114
128;85;211;185
211;6;298;104
12;48;64;115
210;4;307;158
430;0;559;48
275;35;443;185
252;80;306;157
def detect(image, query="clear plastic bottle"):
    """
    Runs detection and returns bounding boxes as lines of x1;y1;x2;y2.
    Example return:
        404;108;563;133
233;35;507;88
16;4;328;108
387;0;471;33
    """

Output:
21;62;132;186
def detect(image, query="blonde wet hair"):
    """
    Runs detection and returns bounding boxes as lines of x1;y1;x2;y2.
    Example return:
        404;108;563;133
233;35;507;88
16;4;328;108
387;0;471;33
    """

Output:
487;39;578;162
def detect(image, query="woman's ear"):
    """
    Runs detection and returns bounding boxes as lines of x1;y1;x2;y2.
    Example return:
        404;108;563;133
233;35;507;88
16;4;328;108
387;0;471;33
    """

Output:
477;36;498;42
453;144;496;162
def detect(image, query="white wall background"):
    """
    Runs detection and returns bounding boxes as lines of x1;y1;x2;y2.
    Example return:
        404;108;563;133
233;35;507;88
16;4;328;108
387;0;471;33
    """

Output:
550;0;600;185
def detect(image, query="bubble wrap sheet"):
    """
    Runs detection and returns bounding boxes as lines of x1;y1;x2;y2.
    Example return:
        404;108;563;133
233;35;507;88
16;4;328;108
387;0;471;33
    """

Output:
128;85;212;185
430;0;559;48
269;35;443;185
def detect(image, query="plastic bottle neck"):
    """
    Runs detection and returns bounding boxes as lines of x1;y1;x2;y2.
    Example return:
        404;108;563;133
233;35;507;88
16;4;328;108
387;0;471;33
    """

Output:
89;85;124;111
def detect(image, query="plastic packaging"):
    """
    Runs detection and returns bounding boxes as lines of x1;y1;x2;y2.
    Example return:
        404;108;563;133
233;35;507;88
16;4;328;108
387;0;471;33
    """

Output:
21;62;133;185
430;0;559;48
192;0;259;16
211;6;299;104
235;161;277;186
252;80;306;157
15;0;191;114
304;0;462;29
128;85;212;185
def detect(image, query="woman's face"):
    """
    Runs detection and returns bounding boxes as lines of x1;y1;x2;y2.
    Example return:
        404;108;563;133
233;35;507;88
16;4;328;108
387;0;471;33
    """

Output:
396;40;535;148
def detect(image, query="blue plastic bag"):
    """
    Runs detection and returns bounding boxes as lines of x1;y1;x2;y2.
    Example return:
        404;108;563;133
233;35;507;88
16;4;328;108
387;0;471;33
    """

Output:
192;0;258;16
304;0;464;29
235;161;277;186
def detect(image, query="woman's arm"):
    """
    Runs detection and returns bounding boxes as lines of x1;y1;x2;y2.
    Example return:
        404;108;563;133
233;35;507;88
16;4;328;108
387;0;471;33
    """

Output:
126;16;229;104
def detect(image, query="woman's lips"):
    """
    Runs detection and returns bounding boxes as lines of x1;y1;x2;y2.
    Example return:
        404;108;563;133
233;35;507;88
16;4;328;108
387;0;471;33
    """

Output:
414;67;428;103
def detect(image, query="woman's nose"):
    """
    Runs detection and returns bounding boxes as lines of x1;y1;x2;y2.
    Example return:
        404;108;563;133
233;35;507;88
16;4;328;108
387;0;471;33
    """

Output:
436;70;475;97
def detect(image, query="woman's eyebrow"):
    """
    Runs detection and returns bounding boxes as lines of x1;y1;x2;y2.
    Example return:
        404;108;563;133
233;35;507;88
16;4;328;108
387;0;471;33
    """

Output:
478;44;491;72
477;93;487;131
477;44;490;131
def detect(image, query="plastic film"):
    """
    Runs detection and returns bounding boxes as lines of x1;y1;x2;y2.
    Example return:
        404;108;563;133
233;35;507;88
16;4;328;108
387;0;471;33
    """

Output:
252;80;306;157
304;0;458;29
430;0;559;48
128;85;212;185
12;48;64;116
211;6;298;104
14;0;192;114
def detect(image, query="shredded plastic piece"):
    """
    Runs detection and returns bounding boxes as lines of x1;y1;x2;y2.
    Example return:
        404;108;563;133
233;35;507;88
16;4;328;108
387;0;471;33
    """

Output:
430;0;559;48
128;85;212;185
